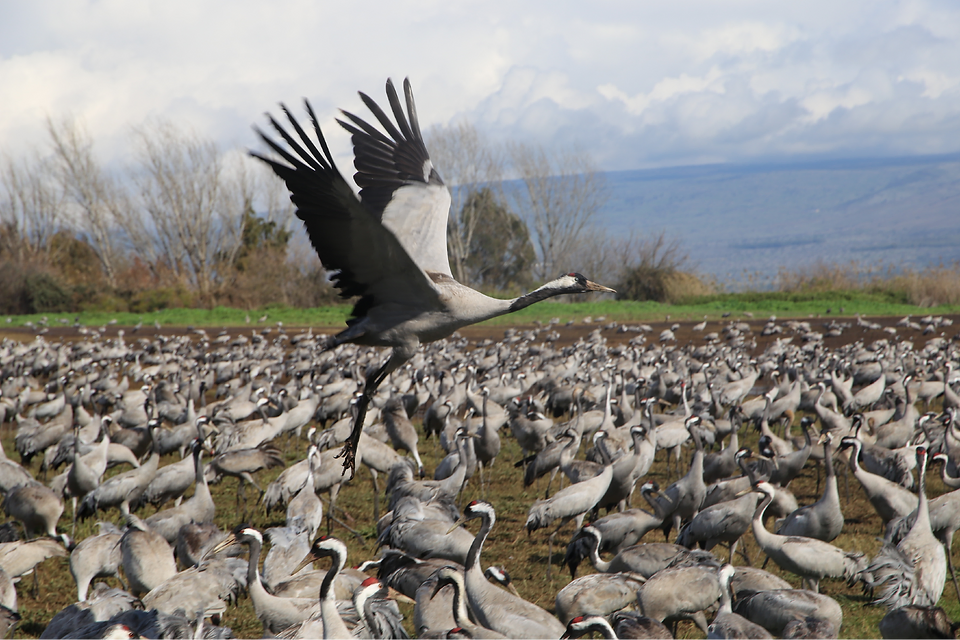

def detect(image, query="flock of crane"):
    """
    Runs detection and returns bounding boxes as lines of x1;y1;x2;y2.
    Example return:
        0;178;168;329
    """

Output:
0;312;958;638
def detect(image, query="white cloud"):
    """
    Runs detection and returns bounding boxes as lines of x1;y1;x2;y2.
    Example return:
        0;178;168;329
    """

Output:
2;0;959;172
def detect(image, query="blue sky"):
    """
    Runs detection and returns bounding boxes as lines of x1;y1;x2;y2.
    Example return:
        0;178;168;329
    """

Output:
2;0;959;173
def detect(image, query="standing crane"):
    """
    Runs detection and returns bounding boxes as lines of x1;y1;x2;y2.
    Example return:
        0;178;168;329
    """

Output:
525;463;613;577
746;482;868;593
447;500;565;638
707;564;773;639
252;78;613;477
867;446;947;610
775;429;844;542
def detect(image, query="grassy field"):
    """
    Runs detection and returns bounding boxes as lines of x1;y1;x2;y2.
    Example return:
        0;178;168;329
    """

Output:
5;291;960;331
5;408;960;639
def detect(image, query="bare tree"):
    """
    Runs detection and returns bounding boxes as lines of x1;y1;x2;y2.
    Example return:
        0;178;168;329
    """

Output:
132;121;247;300
508;142;607;282
47;117;126;286
0;152;64;261
423;121;505;285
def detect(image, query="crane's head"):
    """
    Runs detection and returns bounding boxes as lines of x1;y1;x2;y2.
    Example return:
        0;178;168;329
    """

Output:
293;535;348;574
837;435;860;453
209;524;260;558
99;624;138;640
718;563;736;586
354;576;386;609
484;565;520;596
562;616;616;640
510;274;615;312
556;273;616;294
447;500;495;533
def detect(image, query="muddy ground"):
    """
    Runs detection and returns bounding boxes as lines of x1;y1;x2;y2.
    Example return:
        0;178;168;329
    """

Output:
3;313;958;353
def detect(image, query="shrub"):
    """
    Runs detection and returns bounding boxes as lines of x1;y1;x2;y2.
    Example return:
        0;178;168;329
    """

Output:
129;284;194;312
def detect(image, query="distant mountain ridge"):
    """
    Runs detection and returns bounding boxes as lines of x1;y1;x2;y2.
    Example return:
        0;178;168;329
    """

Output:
598;154;960;286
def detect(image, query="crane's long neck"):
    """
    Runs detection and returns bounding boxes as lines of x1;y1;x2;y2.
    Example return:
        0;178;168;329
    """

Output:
914;452;931;534
847;441;863;476
687;432;704;481
940;458;960;485
585;532;612;572
193;446;203;487
320;548;350;638
448;573;471;628
465;511;494;575
559;435;580;469
751;493;777;553
718;573;733;615
353;585;378;632
642;489;668;522
506;281;575;314
728;425;739;453
824;439;835;480
246;536;265;597
192;448;212;507
440;437;469;494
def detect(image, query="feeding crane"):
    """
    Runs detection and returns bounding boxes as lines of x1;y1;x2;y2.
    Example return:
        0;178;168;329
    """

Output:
252;78;614;477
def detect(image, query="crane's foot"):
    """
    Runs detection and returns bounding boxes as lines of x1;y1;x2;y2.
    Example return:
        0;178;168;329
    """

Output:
335;442;357;480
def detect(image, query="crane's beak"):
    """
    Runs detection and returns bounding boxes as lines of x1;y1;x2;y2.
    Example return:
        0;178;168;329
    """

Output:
585;280;615;293
446;518;467;535
292;550;320;575
654;490;673;505
209;533;237;557
390;588;415;604
505;582;521;598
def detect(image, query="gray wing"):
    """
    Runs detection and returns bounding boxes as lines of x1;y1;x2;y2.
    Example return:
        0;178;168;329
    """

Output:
338;78;453;278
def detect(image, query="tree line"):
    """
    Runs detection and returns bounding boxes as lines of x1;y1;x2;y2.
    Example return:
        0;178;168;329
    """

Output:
0;116;708;315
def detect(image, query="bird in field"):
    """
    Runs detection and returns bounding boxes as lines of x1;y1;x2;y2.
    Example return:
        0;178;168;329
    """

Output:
252;78;614;477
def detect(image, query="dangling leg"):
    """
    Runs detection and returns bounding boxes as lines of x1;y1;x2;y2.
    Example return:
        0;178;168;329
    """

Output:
337;350;407;479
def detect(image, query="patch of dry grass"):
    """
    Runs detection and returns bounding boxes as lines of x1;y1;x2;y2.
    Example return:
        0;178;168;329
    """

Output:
777;259;960;307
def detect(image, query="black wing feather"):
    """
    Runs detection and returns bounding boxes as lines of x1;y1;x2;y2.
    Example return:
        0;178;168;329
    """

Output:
250;99;441;323
336;78;444;221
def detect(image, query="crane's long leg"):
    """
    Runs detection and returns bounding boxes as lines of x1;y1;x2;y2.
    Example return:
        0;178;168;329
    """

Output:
545;467;558;499
370;469;380;522
546;521;565;580
337;356;398;479
478;461;486;499
326;484;341;536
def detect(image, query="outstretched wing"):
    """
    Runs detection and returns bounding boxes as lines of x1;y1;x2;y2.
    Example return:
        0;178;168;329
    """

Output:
338;78;453;277
251;98;442;325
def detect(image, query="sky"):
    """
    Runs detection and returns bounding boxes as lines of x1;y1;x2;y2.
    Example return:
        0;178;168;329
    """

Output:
2;0;960;174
